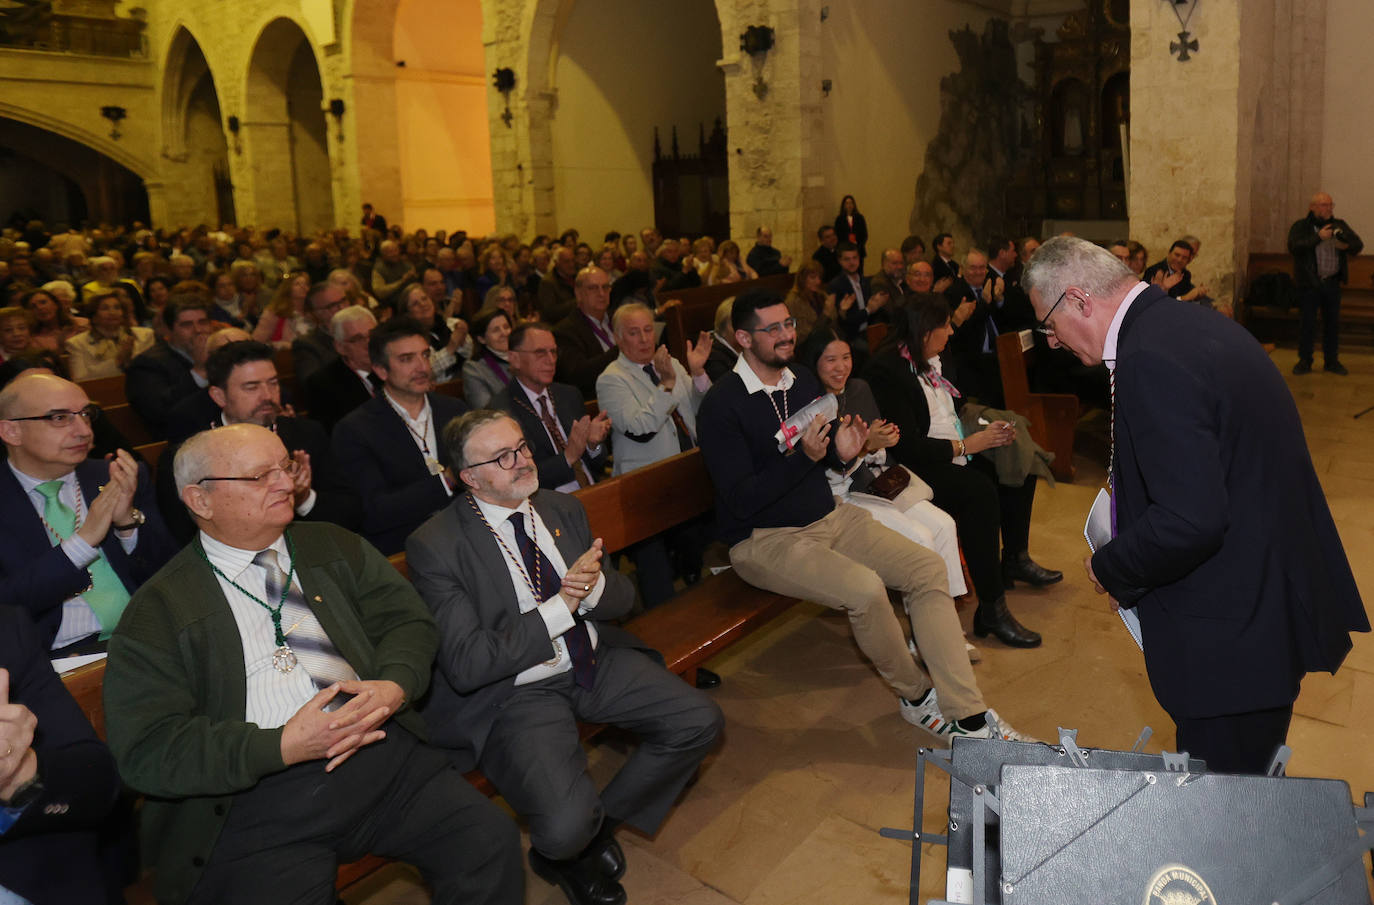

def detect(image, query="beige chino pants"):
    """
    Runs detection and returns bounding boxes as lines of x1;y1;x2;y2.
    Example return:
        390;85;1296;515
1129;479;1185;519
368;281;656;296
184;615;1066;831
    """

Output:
729;502;985;720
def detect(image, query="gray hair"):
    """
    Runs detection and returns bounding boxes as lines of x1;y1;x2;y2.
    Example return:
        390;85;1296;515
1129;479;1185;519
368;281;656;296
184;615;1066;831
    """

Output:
1021;236;1135;311
611;302;653;335
172;429;219;496
443;408;516;472
330;304;376;341
40;280;76;302
89;256;115;269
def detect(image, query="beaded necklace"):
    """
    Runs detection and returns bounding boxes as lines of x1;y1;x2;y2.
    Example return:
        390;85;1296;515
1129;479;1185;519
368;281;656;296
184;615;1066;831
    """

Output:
195;530;301;673
465;493;542;600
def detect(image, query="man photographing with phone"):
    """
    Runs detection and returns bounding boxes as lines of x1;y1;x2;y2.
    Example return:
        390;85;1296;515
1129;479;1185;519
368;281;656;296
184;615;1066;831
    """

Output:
1288;191;1363;376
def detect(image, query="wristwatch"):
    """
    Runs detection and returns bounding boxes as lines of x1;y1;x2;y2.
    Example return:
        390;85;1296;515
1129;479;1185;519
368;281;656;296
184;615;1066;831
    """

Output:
113;508;146;532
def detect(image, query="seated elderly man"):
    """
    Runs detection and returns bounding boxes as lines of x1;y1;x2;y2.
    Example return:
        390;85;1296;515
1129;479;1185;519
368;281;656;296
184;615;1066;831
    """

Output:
103;423;522;905
304;305;379;434
333;317;469;554
407;410;722;905
157;340;361;543
290;282;346;383
553;266;621;400
0;373;175;652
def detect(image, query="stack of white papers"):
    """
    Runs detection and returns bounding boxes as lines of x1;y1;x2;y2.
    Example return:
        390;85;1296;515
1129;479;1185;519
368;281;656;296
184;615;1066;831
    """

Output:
1085;489;1143;650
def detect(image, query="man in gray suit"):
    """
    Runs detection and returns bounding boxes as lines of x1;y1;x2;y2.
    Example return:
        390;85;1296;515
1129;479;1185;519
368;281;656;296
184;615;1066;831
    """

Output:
407;410;722;905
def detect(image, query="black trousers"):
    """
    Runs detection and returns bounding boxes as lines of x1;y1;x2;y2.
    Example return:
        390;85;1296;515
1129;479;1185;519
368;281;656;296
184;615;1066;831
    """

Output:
924;455;1036;604
1297;278;1343;365
1173;704;1294;774
188;728;523;905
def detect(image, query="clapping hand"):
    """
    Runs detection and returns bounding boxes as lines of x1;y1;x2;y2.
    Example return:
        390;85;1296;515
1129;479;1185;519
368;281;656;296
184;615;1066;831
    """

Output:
561;539;604;611
288;450;313;506
0;669;38;800
833;414;869;461
865;418;900;452
685;331;713;377
80;450;138;545
651;345;678;390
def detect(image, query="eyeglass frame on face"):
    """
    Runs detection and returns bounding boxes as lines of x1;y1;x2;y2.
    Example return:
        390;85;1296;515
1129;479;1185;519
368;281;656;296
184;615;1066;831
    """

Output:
748;316;798;337
195;456;296;486
466;439;533;471
1034;291;1067;337
4;404;101;427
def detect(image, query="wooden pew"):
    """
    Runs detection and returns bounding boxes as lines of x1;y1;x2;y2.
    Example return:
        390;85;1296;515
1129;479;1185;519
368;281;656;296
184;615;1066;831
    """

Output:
133;441;168;483
78;374;127;407
662;273;794;361
101;402;155;447
996;331;1077;482
1241;251;1374;344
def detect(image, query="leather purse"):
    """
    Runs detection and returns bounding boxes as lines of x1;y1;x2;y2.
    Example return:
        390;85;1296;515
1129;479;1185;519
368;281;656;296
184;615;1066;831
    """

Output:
865;464;911;500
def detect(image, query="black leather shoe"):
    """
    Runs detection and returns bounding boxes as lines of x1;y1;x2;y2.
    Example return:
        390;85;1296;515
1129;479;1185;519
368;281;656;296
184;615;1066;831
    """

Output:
1293;360;1312;375
593;836;626;880
973;597;1042;648
694;667;721;689
1001;552;1063;588
1325;361;1349;376
530;849;627;905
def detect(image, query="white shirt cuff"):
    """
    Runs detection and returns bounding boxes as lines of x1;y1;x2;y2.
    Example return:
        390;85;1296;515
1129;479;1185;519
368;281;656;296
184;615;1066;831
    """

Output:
537;596;576;639
295;489;318;516
577;572;606;615
61;535;99;568
692;372;711;393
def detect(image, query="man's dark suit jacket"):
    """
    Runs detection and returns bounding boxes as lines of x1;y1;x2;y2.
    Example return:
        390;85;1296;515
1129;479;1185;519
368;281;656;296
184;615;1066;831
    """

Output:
164;388;220;442
1094;286;1368;720
942;279;1004;406
361;213;388;233
746;243;787;277
931;255;960;285
407;490;637;770
537;273;577;323
0;459;176;647
812;246;841;283
492;381;608;489
553;310;619;399
124;341;201;438
0;606;121;905
304;356;375;434
156;415;362;544
332;392;469;554
290;328;337;384
1140;261;1195;299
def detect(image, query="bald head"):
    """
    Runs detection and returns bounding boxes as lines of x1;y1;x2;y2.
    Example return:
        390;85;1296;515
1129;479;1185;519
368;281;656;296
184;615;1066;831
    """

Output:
0;373;95;478
206;326;252;358
175;423;296;548
1310;192;1334;219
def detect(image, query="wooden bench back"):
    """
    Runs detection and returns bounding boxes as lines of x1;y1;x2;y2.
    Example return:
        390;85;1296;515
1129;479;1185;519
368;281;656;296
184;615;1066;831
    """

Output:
570;449;712;554
996;330;1036;415
101;403;154;447
995;330;1077;481
1245;251;1374;290
135;441;168;481
662;273;794;361
79;374;127;407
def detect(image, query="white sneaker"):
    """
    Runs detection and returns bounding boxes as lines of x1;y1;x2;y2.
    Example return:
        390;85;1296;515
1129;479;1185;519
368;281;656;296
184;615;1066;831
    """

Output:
984;708;1038;743
899;690;956;738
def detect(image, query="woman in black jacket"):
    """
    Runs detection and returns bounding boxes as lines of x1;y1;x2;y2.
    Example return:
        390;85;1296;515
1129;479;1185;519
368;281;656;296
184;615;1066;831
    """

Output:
834;195;869;265
865;295;1060;648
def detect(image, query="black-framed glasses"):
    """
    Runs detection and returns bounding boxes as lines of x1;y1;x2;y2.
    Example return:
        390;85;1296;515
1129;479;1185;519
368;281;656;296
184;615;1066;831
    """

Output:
5;404;100;427
196;456;295;486
467;440;532;471
1034;291;1066;336
749;317;797;337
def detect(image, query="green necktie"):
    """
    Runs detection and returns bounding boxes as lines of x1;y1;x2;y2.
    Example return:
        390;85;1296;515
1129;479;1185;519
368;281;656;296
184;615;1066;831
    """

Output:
36;479;131;639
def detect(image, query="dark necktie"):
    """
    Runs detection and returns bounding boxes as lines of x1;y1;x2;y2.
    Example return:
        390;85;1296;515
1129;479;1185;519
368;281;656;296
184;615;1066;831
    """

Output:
254;549;358;711
537;395;592;487
642;364;695;452
509;512;596;689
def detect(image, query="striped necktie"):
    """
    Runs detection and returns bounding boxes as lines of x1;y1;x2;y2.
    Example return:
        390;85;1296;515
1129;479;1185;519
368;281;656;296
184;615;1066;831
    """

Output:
255;548;359;710
510;512;597;689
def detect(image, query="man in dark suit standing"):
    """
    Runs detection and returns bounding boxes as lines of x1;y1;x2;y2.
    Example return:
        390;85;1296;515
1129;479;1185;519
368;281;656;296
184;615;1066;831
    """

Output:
554;266;621;399
125;296;215;438
407;410;721;905
496;323;610;491
1288;191;1364;376
157;340;361;543
105;423;521;905
0;373;175;651
1025;236;1369;773
0;605;122;905
333;318;469;554
304;305;378;434
290;282;346;383
360;202;388;234
930;233;960;286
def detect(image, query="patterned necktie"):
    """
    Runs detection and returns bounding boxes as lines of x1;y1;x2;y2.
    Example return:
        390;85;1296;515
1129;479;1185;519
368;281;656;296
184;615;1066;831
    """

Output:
642;364;695;451
537;394;592;487
36;480;129;639
510;512;597;689
1108;367;1118;538
254;548;359;710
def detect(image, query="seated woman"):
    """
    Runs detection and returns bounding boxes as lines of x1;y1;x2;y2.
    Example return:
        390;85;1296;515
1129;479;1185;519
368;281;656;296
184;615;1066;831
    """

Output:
252;271;310;348
475;245;513;298
399;282;468;383
0;306;37;362
65;291;156;380
784;261;834;345
800;324;967;599
704;296;740;382
21;287;87;353
708;240;758;285
461;307;514;409
140;275;174;339
865;296;1060;649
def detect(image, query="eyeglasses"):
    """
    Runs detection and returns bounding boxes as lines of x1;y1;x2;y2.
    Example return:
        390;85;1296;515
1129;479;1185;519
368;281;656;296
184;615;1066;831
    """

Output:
1034;291;1066;336
467;440;532;471
196;456;296;486
6;404;100;427
749;317;798;337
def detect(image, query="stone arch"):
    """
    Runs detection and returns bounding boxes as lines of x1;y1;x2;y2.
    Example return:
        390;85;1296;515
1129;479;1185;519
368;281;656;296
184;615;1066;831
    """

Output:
243;17;336;232
0;116;149;226
0;101;155;182
159;26;233;226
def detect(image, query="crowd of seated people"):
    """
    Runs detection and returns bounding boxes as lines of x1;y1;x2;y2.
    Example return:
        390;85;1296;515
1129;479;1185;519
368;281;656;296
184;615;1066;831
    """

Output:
0;207;1212;904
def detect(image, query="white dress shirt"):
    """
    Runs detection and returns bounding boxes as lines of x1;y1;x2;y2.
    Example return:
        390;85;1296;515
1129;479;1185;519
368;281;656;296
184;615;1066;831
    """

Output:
517;381;601;494
470;494;604;685
384;388;452;496
1102;281;1150;372
10;462;137;648
201;531;331;728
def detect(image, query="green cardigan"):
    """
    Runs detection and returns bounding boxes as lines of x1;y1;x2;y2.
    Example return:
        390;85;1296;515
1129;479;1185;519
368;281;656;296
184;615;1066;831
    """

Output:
103;522;438;904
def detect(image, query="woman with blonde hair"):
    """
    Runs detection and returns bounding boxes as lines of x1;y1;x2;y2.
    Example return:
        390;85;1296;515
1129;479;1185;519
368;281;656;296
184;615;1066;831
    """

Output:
708;240;757;285
252;271;311;348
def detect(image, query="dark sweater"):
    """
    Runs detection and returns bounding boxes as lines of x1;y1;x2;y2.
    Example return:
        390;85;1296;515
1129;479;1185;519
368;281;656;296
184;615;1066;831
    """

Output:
697;365;843;545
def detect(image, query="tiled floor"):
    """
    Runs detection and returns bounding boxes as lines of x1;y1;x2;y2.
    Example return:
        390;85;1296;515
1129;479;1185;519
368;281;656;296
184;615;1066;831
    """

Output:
350;345;1374;905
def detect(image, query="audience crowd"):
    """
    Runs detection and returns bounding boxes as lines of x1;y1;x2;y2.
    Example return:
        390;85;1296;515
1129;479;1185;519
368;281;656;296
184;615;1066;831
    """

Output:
0;208;1243;905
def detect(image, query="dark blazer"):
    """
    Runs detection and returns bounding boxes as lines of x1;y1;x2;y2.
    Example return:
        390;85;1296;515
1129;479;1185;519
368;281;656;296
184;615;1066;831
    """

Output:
124;342;201;438
157;415;362;544
331;392;469;554
553;310;619;399
408;490;636;769
0;459;176;648
1140;261;1195;299
1093;287;1368;719
930;255;960;285
812;246;841;283
492;381;607;489
833;212;869;259
0;607;121;905
290;328;338;384
164;388;220;442
942;280;1004;405
304;355;376;434
864;347;971;484
746;243;787;277
703;339;739;383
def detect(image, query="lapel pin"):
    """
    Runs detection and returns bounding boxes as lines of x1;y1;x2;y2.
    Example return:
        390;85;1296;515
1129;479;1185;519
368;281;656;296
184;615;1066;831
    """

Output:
313;595;322;602
554;528;561;537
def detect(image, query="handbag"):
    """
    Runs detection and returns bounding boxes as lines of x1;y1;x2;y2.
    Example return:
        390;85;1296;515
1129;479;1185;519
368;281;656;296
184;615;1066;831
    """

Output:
866;464;911;500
